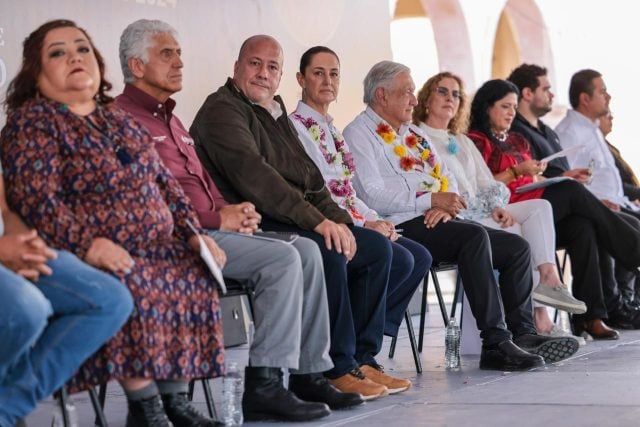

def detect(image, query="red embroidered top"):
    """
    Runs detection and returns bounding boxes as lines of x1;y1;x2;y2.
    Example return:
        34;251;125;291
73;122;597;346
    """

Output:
467;130;544;203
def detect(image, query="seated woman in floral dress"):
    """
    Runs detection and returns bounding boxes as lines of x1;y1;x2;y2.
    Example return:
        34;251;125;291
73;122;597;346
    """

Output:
412;71;585;336
0;19;224;427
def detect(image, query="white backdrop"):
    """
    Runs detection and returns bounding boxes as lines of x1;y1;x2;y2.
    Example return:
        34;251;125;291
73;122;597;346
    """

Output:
0;0;392;130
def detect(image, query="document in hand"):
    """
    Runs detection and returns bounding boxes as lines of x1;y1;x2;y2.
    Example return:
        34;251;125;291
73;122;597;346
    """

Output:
540;145;584;163
515;176;573;194
186;220;227;295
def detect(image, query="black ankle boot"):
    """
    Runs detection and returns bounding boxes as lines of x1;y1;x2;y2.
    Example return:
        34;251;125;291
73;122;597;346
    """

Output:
161;392;222;427
126;395;173;427
289;373;364;409
242;367;331;422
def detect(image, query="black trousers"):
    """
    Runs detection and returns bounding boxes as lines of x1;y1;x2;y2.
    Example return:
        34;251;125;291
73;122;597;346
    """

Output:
398;217;535;346
260;217;391;379
542;180;640;321
617;209;640;303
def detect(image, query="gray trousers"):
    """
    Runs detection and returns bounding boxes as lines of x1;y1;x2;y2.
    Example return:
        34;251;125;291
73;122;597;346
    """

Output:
207;231;333;374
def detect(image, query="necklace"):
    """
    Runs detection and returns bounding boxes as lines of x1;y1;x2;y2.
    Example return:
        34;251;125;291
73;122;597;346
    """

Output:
447;135;460;155
491;129;508;143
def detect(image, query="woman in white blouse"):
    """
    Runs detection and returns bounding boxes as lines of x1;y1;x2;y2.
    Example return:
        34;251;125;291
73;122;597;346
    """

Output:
413;71;585;335
290;46;431;346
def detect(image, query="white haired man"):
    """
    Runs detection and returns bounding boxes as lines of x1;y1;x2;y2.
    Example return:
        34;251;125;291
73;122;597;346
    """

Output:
116;20;363;425
343;61;579;370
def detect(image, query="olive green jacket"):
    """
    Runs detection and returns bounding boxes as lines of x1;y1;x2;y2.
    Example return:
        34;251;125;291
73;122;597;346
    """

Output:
191;78;352;230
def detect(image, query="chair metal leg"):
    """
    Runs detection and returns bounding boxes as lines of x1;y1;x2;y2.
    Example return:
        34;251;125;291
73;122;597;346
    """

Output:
201;378;217;419
449;273;462;319
388;335;398;358
187;379;195;401
89;387;109;427
404;310;422;373
57;387;71;427
418;275;429;353
93;383;107;427
98;383;107;409
430;270;450;326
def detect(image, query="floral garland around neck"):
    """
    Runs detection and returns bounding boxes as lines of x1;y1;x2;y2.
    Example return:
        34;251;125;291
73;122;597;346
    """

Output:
375;122;448;192
292;113;364;221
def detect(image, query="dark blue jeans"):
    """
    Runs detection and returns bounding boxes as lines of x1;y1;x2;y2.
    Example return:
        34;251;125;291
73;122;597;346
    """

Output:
260;219;392;378
0;251;133;426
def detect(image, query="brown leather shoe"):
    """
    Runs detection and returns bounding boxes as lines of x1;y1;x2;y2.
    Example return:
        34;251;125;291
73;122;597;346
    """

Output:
574;318;620;340
359;364;411;394
328;368;387;401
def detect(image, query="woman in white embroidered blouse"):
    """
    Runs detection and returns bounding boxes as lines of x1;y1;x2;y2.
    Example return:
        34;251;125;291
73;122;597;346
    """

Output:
413;71;586;335
290;46;432;342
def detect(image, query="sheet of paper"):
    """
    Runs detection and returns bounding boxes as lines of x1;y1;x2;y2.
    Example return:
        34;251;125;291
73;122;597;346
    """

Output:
540;145;584;163
186;220;227;295
515;176;573;193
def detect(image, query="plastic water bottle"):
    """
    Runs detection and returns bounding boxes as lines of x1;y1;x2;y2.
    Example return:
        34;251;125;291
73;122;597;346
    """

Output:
445;318;461;370
51;399;78;427
222;361;244;426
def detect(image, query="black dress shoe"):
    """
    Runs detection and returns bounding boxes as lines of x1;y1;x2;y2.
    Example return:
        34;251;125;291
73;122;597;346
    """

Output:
514;333;579;363
161;392;222;427
289;373;364;409
126;395;173;427
242;367;331;422
607;304;640;329
479;340;545;371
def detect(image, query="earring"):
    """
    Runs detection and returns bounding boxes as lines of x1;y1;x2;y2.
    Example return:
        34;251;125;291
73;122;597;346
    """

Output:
302;87;307;99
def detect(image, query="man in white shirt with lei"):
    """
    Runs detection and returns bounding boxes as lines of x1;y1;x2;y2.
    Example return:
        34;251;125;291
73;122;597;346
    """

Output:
343;60;578;370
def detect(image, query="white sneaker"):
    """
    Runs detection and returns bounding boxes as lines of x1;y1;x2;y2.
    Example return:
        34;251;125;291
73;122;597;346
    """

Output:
533;284;587;314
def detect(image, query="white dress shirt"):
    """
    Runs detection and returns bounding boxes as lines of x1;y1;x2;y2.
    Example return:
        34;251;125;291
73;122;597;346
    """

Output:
555;109;635;209
289;101;378;226
343;107;457;225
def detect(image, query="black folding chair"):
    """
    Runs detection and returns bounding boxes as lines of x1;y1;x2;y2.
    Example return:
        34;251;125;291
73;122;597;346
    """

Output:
55;386;108;427
418;264;460;353
387;309;422;373
388;264;462;372
86;278;255;426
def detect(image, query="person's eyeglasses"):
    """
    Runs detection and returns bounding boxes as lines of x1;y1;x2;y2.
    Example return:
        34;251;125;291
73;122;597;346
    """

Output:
434;86;462;100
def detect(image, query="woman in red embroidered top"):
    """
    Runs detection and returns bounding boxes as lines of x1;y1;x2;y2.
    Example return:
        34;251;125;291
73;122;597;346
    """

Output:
0;20;223;426
467;79;640;340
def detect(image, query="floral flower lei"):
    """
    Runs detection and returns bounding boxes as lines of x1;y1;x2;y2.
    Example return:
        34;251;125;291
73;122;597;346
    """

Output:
376;122;448;192
292;113;363;220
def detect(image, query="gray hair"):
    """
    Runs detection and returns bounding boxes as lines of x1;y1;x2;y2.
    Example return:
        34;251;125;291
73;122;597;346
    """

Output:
363;60;411;105
119;19;179;83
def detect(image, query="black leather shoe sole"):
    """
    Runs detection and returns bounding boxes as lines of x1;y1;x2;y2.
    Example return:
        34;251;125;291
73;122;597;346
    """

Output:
521;337;579;363
479;357;544;371
479;351;545;371
244;406;331;422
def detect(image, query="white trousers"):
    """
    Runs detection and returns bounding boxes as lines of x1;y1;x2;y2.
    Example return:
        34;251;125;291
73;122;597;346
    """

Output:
477;199;557;307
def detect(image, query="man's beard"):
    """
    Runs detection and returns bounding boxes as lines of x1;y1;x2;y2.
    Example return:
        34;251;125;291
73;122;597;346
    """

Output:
532;103;552;118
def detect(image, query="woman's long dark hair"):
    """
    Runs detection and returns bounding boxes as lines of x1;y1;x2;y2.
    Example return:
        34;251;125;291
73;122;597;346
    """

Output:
4;19;113;112
468;79;519;150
